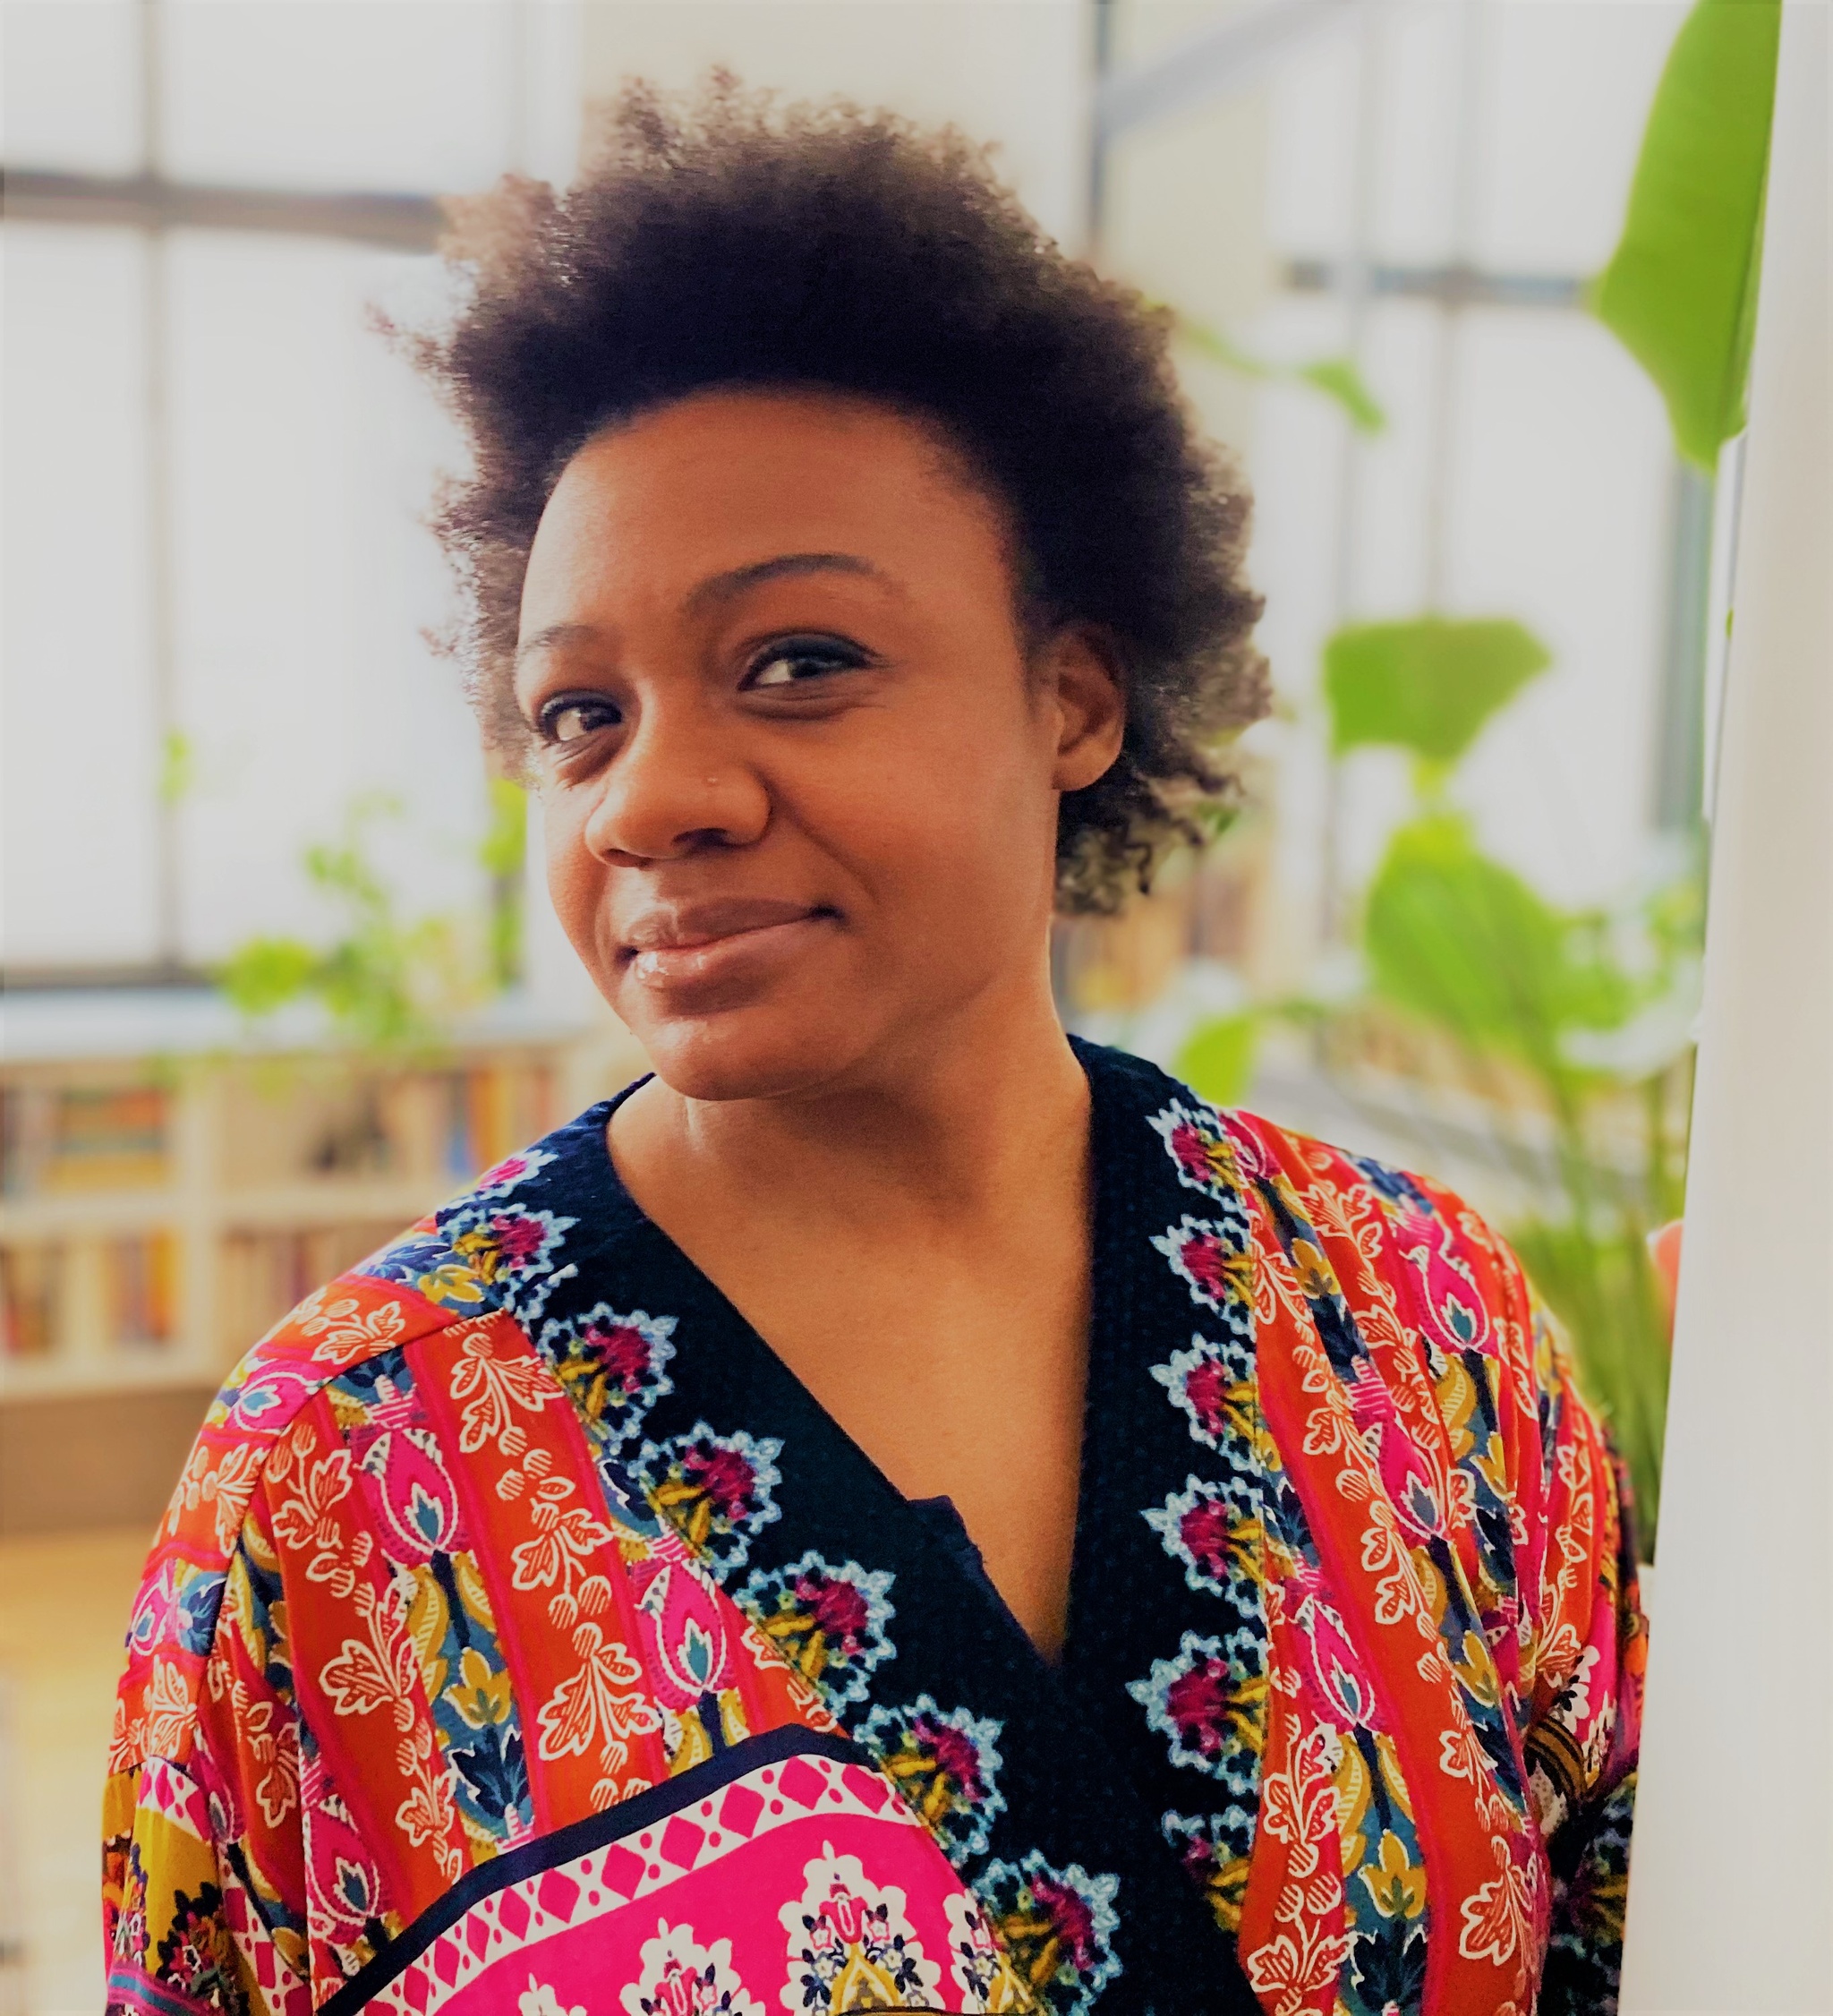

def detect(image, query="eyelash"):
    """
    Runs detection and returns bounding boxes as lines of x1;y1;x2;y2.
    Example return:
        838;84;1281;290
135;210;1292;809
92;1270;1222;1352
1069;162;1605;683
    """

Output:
744;635;874;688
533;636;873;747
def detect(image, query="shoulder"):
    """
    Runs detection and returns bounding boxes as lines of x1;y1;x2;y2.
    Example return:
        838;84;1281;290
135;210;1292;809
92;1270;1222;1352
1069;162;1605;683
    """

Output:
109;1119;613;1779
1084;1038;1537;1379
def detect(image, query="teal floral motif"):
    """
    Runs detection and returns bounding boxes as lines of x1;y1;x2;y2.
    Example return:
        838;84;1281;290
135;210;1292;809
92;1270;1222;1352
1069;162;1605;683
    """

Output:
975;1853;1121;2016
858;1695;1006;1866
736;1552;895;1710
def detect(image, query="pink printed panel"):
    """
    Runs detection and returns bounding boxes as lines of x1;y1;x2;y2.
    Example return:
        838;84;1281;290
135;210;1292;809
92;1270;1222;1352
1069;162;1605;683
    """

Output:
368;1748;1019;2016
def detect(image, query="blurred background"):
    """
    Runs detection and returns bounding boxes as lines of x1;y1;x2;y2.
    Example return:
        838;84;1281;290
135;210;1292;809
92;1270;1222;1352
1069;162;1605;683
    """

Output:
1;0;1738;2003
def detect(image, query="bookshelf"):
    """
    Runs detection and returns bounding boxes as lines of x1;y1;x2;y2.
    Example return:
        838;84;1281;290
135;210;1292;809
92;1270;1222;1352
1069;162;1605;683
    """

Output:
0;989;645;1408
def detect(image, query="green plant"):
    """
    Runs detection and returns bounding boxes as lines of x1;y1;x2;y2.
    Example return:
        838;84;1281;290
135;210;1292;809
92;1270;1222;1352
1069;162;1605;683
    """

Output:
219;791;510;1050
1591;0;1781;467
1174;315;1387;436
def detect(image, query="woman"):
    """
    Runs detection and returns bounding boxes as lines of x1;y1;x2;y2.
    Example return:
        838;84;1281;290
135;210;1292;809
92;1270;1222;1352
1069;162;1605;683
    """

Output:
104;86;1642;2016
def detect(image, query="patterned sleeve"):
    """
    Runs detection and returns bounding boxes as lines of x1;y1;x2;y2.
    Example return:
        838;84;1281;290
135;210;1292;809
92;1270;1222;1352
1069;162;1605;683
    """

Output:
102;1380;308;2016
1509;1283;1648;2015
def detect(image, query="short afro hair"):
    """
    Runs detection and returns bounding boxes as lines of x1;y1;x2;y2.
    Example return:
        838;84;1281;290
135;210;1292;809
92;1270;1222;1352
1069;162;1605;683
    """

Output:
413;78;1267;914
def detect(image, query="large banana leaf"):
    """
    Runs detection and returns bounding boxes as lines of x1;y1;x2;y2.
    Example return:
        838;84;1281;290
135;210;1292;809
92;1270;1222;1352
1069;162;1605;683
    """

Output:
1591;0;1781;468
1325;618;1551;768
1363;815;1634;1071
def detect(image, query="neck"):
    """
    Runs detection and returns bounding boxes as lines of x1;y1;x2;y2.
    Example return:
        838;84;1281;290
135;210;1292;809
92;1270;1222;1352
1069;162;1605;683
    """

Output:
612;960;1089;1234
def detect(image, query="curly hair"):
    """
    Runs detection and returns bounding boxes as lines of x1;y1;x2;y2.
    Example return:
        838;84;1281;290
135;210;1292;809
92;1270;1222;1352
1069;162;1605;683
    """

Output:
410;79;1267;914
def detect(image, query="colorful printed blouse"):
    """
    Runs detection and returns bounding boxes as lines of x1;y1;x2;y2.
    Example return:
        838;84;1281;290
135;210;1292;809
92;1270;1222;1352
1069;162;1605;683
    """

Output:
104;1041;1643;2016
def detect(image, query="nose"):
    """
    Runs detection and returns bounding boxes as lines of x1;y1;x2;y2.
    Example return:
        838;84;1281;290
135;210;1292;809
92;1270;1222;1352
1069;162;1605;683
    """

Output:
578;694;771;865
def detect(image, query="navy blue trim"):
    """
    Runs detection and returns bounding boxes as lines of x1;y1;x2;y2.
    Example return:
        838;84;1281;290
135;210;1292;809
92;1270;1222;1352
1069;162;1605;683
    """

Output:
319;1724;863;2016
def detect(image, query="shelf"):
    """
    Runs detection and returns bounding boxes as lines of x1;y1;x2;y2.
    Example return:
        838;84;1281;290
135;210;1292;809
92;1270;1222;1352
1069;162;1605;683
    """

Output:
217;1178;456;1232
0;1348;223;1402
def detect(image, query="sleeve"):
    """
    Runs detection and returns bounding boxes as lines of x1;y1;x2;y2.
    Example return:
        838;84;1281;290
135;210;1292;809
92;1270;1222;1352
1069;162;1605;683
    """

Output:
1516;1295;1649;2016
103;1403;309;2016
103;1753;257;2016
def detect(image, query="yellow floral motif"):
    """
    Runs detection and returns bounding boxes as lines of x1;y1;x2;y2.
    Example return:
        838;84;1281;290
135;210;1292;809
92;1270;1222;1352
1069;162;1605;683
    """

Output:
418;1261;488;1308
1289;1237;1342;1303
449;1645;514;1730
1359;1830;1428;1921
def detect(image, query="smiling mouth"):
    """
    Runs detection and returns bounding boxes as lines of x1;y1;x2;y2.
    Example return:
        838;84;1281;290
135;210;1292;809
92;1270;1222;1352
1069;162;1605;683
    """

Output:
617;899;841;992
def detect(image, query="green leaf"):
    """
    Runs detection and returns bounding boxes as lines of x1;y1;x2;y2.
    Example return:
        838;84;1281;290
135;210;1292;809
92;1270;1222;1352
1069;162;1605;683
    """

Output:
1591;0;1781;468
1292;358;1386;435
1324;618;1552;766
1174;1012;1259;1107
480;777;529;880
1510;1217;1670;1542
218;936;320;1018
1364;816;1635;1069
157;730;197;807
1174;316;1386;434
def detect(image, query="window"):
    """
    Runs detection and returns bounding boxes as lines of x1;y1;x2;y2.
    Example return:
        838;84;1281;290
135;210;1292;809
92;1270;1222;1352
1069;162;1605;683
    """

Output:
2;0;582;980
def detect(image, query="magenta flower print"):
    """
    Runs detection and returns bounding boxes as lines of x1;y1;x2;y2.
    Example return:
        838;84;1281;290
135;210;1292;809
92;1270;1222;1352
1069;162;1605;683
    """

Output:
860;1693;1006;1862
1147;1098;1247;1205
798;1568;870;1647
1151;1333;1256;1454
737;1552;894;1709
1130;1629;1260;1799
637;1422;781;1572
1183;1355;1232;1440
978;1854;1120;2016
688;1439;763;1519
1145;1473;1264;1616
596;1320;661;1397
1029;1871;1099;1972
1154;1214;1254;1323
472;1145;555;1199
443;1200;575;1322
1165;1653;1232;1756
1180;1493;1235;1580
539;1304;676;1450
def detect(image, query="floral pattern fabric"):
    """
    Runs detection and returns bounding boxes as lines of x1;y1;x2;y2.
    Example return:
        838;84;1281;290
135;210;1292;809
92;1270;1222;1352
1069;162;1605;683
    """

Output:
105;1043;1641;2016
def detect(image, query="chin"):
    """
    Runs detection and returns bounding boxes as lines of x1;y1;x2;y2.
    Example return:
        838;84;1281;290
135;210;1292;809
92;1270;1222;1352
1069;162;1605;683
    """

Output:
630;1007;876;1105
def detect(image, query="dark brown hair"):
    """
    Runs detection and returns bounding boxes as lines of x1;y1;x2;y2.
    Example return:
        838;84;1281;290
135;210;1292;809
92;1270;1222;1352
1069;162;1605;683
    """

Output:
411;79;1267;912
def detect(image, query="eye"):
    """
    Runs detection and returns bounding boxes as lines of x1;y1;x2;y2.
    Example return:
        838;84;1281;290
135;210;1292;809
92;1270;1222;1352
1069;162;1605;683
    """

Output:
746;636;870;689
538;695;620;745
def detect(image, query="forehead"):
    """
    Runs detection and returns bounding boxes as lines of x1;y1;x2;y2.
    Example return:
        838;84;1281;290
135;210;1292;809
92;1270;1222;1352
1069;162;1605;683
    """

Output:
520;389;1016;624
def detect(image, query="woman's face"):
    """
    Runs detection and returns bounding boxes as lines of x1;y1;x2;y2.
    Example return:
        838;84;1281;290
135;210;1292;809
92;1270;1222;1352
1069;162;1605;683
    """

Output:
516;389;1122;1102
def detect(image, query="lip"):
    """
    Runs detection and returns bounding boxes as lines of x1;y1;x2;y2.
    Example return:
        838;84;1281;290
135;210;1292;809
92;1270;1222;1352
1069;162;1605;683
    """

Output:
616;897;839;995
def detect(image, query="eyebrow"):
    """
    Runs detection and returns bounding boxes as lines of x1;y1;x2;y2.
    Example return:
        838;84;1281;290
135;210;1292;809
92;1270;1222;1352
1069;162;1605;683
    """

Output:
516;553;892;670
681;551;891;613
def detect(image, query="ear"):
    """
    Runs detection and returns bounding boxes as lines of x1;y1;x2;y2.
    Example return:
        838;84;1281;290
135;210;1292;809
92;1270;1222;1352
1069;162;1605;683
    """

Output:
1041;626;1126;792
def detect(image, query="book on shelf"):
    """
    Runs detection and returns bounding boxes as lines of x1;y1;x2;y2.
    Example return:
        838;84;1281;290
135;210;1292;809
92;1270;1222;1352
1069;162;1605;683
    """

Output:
1;1084;171;1196
107;1233;179;1347
0;1243;60;1357
216;1058;557;1192
0;1233;179;1357
219;1222;404;1354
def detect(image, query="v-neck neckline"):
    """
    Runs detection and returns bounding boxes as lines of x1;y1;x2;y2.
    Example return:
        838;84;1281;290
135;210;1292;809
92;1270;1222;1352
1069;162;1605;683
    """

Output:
446;1038;1260;2011
577;1037;1132;1675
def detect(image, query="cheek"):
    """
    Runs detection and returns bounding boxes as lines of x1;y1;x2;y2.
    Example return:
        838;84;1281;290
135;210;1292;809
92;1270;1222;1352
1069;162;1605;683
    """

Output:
540;790;601;937
795;696;1055;903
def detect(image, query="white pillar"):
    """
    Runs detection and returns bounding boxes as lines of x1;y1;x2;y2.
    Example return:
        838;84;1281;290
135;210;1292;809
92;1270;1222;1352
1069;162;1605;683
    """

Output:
1619;5;1831;2011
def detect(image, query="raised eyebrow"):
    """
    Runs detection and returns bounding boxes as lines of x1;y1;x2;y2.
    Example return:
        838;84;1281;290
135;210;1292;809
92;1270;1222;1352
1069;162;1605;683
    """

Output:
682;551;892;614
515;620;605;669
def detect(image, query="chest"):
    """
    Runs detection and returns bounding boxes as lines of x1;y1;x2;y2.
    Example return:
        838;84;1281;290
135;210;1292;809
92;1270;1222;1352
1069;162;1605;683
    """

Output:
646;1217;1094;1657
